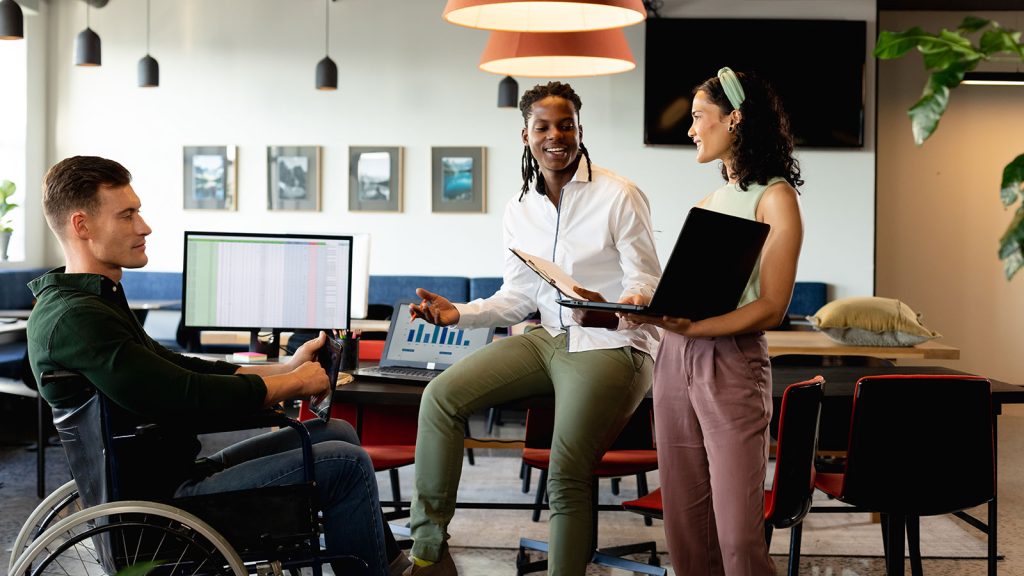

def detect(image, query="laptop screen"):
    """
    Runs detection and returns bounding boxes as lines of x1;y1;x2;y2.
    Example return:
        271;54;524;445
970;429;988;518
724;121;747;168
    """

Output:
380;300;495;370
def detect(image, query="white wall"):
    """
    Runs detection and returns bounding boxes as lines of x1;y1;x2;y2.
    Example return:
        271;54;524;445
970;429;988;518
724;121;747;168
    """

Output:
39;0;876;299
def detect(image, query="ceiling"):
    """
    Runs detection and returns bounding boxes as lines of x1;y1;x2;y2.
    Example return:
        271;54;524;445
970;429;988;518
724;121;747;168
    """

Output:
879;0;1024;9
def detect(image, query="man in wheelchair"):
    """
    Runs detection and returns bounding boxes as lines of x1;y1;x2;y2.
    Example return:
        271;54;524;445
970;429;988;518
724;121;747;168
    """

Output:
25;156;410;576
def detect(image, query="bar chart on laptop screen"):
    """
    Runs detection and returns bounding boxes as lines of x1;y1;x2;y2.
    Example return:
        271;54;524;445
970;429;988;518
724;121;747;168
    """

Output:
184;235;351;330
385;314;490;364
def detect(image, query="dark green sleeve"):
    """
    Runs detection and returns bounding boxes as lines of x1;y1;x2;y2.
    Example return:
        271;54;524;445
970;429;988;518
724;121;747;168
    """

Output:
48;307;267;422
146;335;240;376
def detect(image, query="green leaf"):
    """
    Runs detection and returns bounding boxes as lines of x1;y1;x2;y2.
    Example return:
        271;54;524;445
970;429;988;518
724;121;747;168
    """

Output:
0;180;14;198
999;206;1024;280
1001;154;1024;207
908;84;949;144
930;60;973;89
980;28;1022;55
958;16;990;33
874;28;926;59
1004;250;1024;280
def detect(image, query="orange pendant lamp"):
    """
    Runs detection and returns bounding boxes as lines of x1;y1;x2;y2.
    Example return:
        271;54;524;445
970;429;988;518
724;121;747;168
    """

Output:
443;0;645;32
479;28;634;78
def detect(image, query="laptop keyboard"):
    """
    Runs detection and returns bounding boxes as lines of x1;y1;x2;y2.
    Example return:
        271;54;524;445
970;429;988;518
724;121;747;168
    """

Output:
371;367;440;380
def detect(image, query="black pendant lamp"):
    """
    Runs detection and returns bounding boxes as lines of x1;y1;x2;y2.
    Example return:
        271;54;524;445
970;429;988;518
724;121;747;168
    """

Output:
498;75;518;107
138;0;158;86
0;0;24;40
75;0;101;66
315;0;337;90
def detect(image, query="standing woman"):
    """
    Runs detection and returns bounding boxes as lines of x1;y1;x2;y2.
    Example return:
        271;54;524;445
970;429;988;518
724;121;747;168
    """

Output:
629;68;804;575
404;81;660;576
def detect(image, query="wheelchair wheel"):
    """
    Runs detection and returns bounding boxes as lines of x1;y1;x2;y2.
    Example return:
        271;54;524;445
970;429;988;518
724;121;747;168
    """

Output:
9;480;83;574
10;500;246;576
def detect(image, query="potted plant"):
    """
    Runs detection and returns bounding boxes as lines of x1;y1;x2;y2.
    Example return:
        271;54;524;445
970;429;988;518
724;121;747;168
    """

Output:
874;17;1024;279
0;179;17;262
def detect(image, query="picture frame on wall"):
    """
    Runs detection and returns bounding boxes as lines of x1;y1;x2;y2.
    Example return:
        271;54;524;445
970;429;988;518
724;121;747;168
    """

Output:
183;146;237;210
431;146;486;213
268;146;321;211
349;146;403;212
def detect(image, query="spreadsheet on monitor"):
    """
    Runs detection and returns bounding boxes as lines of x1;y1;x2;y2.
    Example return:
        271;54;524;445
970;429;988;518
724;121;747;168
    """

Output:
183;232;353;331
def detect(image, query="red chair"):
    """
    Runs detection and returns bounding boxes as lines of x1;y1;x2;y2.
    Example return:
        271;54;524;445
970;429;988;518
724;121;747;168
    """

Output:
517;404;663;576
622;376;825;576
812;375;994;576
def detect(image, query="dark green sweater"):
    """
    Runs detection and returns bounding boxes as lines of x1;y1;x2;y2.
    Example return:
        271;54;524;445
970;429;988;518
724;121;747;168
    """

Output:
27;268;268;496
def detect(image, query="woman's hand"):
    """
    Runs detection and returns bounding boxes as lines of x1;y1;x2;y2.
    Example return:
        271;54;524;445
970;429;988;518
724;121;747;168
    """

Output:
623;313;693;336
288;330;326;370
409;288;460;326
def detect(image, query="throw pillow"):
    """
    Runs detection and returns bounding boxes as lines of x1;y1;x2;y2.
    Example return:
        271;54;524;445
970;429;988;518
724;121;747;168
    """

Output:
807;296;941;347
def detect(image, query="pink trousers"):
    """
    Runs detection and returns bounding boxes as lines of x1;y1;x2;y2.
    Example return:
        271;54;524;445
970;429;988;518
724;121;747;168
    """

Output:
653;331;775;576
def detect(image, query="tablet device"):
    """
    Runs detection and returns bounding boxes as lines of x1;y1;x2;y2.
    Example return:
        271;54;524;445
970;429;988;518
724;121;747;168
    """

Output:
310;335;344;421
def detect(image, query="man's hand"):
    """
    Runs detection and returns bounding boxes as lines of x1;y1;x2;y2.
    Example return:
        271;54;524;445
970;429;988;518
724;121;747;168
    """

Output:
262;361;329;407
289;330;326;370
409;288;460;326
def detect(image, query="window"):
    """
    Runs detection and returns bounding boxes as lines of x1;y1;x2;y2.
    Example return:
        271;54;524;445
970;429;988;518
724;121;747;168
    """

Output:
0;35;26;262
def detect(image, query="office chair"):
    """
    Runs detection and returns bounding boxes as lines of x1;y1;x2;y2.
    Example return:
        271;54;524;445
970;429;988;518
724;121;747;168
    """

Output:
517;404;663;576
621;376;825;576
812;375;994;576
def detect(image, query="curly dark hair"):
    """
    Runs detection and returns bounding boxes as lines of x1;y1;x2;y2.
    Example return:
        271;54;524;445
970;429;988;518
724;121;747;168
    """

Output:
696;70;803;191
518;81;593;201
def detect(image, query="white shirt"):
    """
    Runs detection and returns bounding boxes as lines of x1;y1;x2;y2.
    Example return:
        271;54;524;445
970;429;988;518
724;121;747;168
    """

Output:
454;162;661;357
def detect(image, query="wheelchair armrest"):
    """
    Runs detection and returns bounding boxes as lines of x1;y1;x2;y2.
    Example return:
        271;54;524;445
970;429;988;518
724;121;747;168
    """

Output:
134;407;294;436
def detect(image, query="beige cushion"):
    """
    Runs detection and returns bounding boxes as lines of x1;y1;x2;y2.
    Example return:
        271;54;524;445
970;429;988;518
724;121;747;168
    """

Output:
807;296;941;347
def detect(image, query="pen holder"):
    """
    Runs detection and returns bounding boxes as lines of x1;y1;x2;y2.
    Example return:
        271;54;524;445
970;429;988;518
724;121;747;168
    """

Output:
341;339;359;372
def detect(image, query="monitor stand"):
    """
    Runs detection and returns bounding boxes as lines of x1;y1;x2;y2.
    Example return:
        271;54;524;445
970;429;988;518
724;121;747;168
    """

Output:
249;329;282;360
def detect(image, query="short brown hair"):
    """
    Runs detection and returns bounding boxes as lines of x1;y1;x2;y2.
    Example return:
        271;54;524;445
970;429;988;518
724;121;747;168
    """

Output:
42;156;132;236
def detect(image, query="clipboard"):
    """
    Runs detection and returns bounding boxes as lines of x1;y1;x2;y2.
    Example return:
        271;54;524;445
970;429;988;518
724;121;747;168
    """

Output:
510;248;586;300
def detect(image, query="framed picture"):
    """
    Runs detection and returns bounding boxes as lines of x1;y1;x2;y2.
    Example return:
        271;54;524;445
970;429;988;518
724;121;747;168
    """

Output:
348;146;403;212
183;146;236;210
268;146;321;211
432;147;486;213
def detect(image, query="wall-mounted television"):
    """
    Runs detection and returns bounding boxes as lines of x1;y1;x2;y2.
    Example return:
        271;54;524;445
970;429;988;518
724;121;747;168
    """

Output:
644;18;866;148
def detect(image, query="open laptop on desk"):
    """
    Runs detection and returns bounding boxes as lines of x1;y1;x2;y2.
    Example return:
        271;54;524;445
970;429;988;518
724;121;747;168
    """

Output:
351;300;495;384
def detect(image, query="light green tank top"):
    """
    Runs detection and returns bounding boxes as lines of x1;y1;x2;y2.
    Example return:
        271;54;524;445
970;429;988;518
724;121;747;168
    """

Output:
704;176;786;309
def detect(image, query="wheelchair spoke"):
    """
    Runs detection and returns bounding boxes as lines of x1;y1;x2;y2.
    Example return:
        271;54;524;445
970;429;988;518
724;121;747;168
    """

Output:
189;556;209;576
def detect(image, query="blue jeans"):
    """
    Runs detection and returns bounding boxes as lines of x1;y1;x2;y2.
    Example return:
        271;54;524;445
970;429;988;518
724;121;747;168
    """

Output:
175;419;389;576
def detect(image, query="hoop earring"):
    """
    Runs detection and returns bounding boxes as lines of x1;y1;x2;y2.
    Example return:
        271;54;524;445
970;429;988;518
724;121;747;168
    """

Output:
728;125;734;133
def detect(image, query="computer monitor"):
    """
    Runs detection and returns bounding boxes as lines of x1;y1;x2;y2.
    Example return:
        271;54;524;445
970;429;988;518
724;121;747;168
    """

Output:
183;231;354;358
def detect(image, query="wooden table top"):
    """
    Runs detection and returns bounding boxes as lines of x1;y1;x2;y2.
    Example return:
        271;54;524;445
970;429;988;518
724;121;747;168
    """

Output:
765;330;960;360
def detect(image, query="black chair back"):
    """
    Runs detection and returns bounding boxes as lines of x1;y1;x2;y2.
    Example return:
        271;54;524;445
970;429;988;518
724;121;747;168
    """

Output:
767;376;824;529
842;375;994;515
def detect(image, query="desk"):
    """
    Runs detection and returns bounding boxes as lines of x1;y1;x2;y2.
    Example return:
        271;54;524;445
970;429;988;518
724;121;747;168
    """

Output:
765;330;960;360
200;318;391;346
0;319;27;345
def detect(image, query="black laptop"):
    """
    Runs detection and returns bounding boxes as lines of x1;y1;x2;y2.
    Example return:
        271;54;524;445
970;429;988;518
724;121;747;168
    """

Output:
557;207;770;320
351;300;496;384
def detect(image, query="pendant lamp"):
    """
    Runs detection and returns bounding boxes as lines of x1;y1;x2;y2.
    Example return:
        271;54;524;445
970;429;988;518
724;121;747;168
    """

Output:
480;28;634;78
0;0;23;40
315;0;338;90
497;75;519;107
75;0;101;66
138;0;159;87
443;0;645;32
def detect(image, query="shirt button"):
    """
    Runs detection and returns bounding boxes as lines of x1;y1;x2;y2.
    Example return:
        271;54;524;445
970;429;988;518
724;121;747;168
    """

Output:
113;286;118;292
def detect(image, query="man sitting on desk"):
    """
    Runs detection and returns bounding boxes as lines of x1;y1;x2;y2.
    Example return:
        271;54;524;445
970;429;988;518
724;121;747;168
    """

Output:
26;156;408;576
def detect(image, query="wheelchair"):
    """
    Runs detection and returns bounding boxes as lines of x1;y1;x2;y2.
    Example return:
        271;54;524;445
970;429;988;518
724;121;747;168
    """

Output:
9;370;369;576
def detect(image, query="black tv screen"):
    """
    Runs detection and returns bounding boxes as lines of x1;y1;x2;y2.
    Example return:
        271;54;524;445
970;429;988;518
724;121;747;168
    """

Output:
644;18;866;148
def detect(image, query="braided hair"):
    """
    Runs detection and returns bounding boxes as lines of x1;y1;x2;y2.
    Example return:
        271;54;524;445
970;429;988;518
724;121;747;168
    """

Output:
695;70;803;191
518;81;593;201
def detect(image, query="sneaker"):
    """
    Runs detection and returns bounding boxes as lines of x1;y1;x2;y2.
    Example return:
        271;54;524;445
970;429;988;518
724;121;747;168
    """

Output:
401;549;457;576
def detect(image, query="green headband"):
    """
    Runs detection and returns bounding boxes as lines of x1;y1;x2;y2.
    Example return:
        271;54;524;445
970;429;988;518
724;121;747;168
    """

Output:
717;67;745;110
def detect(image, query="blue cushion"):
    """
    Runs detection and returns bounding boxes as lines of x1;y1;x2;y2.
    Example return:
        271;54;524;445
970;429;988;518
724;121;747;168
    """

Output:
470;277;503;301
0;342;26;380
368;276;470;308
0;268;49;310
788;282;828;317
120;270;183;305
